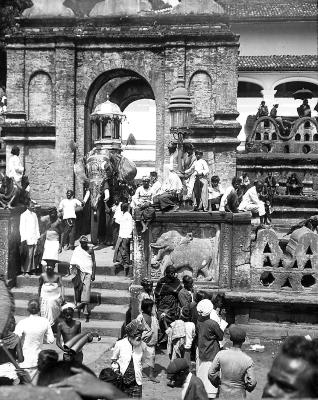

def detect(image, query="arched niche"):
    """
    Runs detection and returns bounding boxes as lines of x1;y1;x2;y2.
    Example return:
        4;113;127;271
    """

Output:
189;71;213;119
28;71;53;122
84;69;155;153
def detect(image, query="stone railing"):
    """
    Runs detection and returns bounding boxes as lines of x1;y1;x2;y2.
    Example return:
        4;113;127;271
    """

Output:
251;227;318;293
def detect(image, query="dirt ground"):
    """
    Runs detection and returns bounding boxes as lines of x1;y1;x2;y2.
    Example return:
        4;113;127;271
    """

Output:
88;337;283;400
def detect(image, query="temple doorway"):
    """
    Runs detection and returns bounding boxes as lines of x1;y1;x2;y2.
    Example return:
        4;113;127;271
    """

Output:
82;69;156;243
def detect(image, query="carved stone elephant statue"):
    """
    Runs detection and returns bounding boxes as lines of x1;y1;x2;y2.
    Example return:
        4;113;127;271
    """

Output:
150;230;217;281
85;146;137;245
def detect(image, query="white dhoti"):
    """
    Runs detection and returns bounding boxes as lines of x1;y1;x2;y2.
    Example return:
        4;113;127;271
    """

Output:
40;283;62;325
185;174;196;199
239;201;265;216
42;240;59;261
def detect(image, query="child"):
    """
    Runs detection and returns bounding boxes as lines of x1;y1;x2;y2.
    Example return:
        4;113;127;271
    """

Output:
113;203;133;274
138;278;156;315
208;176;223;211
136;298;159;383
56;303;82;363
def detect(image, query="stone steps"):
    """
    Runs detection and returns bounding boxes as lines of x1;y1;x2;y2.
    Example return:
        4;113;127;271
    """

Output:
12;285;130;305
12;245;132;339
16;274;131;290
14;298;129;321
238;321;318;340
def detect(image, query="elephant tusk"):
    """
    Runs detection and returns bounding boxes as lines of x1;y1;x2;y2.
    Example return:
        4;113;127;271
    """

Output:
150;244;164;249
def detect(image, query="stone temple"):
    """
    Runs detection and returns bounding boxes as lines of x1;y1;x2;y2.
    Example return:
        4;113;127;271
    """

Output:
1;0;318;339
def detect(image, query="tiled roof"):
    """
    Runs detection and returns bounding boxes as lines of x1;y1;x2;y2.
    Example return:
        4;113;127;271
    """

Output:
238;55;318;71
219;0;317;19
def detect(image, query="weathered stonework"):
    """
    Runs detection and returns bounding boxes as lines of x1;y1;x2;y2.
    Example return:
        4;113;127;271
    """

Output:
0;208;24;288
5;14;240;201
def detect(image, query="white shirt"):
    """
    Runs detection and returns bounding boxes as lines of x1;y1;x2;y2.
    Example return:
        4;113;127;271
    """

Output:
118;211;134;239
239;186;261;211
151;180;162;196
181;372;193;400
162;171;183;193
14;315;54;368
19;209;40;245
112;203;123;223
184;321;196;349
219;185;234;211
59;198;82;219
131;186;153;208
112;337;144;385
7;155;24;184
185;158;209;177
70;245;93;274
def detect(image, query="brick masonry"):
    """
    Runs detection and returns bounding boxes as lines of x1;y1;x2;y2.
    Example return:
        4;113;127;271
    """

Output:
5;15;240;203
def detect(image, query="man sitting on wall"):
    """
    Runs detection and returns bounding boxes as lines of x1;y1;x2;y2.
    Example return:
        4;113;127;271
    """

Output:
239;181;266;224
219;177;242;213
152;168;182;212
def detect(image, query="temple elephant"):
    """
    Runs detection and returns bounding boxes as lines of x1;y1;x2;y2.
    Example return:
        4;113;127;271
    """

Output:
74;144;137;245
150;230;217;281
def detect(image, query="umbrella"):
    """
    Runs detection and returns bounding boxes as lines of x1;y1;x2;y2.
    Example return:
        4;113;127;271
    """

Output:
293;88;313;100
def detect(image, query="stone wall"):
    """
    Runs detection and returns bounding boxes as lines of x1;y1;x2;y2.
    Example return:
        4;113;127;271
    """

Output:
5;15;240;202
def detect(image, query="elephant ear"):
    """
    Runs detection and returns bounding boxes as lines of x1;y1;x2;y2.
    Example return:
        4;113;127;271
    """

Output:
70;140;89;184
118;156;137;182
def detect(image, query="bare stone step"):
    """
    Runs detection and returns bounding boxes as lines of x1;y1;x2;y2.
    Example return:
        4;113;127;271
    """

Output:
16;275;131;290
12;286;131;306
14;315;124;338
14;299;129;321
238;322;318;340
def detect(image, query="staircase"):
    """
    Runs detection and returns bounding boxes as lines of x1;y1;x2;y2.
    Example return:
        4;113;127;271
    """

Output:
11;246;131;340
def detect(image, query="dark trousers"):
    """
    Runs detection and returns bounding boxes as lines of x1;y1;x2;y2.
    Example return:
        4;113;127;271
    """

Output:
61;218;76;247
112;221;120;247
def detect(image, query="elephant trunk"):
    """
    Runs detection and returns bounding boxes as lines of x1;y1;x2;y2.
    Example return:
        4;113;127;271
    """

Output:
90;180;101;211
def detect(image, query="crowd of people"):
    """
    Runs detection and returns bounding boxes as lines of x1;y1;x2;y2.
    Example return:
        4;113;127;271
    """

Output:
2;273;318;400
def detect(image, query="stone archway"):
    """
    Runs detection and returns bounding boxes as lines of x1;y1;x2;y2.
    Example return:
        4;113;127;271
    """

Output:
84;69;155;153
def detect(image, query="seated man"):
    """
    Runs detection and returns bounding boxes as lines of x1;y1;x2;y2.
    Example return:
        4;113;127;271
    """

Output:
285;173;303;196
239;181;266;224
297;99;311;118
208;175;223;211
219;177;242;213
131;177;155;233
256;100;269;119
152;169;182;212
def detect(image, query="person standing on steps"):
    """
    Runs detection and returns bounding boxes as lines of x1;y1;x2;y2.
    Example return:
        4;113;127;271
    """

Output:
59;190;84;251
70;235;96;322
19;200;40;276
113;203;134;276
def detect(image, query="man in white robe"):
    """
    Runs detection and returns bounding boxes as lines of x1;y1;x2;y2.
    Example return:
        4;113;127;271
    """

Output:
70;235;96;322
7;146;24;186
19;201;40;275
239;181;266;223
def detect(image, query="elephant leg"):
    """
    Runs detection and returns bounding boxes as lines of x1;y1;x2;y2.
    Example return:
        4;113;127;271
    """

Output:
90;204;100;245
199;257;213;281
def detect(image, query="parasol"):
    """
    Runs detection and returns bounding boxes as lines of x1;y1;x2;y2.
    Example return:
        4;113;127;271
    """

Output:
293;88;313;100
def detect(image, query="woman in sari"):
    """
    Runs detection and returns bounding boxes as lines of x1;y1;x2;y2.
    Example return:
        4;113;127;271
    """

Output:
0;317;24;385
38;264;64;326
154;265;182;342
41;207;64;267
